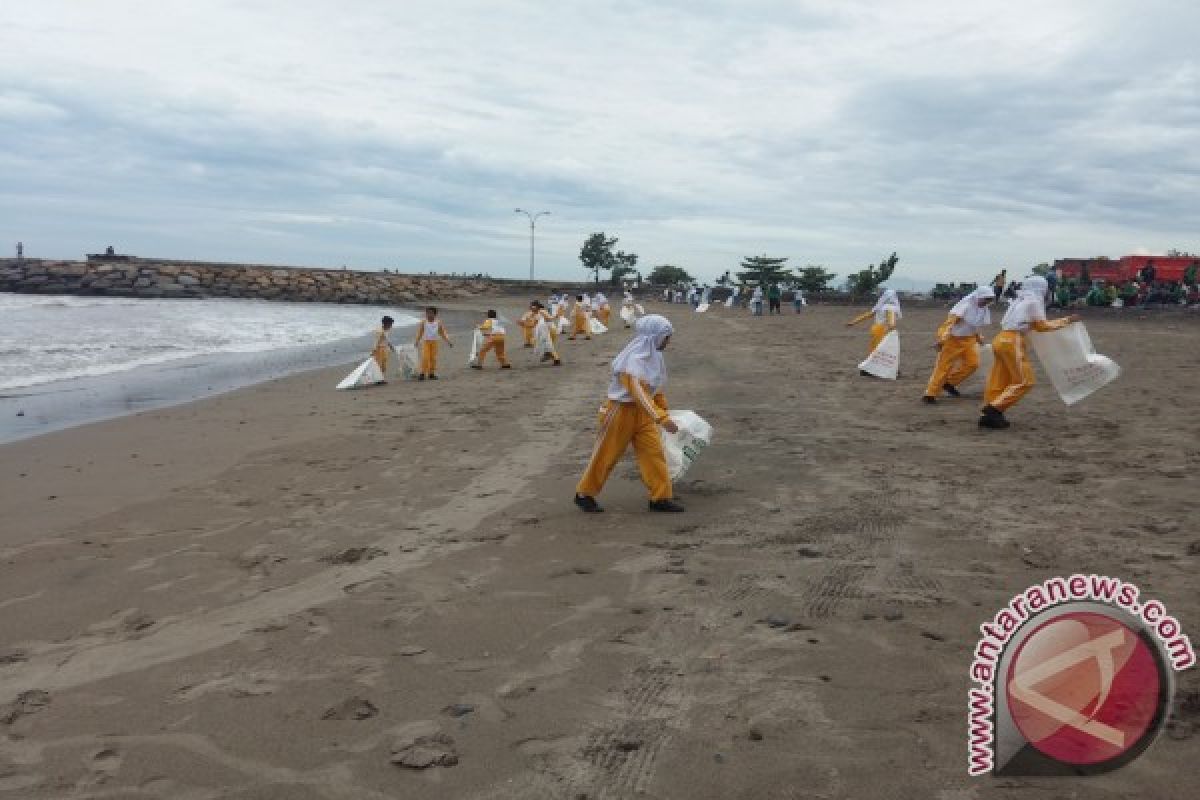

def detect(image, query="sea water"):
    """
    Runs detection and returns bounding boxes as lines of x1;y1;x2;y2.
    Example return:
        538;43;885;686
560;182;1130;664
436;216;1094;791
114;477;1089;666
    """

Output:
0;293;420;442
0;294;418;391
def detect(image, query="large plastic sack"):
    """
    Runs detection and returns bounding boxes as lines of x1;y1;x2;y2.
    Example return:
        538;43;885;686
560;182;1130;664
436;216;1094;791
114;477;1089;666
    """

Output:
1029;322;1120;405
660;410;713;481
557;316;570;335
533;319;554;360
858;330;899;380
589;317;608;334
397;345;419;380
468;329;483;365
695;302;710;314
336;357;385;389
620;306;636;325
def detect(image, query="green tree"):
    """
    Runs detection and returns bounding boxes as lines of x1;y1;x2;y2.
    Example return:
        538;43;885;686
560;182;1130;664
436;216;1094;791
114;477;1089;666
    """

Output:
845;252;899;296
794;265;837;292
1184;262;1198;287
736;255;792;286
579;232;638;286
611;251;638;286
648;264;694;286
1031;262;1051;276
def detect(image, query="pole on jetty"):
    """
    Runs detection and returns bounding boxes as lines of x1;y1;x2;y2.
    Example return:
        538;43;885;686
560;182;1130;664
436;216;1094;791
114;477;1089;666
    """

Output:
514;209;550;281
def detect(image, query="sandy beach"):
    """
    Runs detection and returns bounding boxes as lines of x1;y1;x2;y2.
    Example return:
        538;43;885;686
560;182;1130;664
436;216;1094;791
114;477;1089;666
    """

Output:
1;302;1197;799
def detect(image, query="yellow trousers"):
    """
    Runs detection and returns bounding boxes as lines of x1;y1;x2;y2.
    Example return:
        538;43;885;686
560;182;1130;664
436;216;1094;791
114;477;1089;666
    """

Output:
420;340;439;376
521;324;535;346
924;335;979;396
372;346;389;375
984;331;1035;411
868;322;888;354
478;335;509;366
598;307;611;325
576;400;672;502
570;314;590;339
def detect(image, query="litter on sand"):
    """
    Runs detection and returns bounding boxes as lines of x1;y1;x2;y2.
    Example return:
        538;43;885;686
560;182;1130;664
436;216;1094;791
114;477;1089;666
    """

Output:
858;330;900;380
660;410;713;481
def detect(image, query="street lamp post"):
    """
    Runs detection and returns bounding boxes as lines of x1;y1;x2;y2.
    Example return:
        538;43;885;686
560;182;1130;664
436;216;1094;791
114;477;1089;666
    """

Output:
514;208;550;281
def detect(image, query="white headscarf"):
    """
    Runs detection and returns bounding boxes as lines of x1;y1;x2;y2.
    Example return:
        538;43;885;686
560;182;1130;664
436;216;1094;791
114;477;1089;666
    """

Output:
872;288;902;318
950;286;995;328
1001;276;1048;331
594;292;608;306
610;314;672;392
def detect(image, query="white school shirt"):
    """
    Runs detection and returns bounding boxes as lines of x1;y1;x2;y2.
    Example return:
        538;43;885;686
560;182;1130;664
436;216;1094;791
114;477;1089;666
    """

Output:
421;320;442;340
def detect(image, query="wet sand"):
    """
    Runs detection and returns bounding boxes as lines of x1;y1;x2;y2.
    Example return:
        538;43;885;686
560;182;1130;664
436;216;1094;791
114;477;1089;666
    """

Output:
1;303;1197;799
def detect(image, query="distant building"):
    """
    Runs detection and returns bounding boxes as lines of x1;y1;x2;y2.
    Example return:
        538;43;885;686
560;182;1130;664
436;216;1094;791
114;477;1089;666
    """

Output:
1054;255;1200;284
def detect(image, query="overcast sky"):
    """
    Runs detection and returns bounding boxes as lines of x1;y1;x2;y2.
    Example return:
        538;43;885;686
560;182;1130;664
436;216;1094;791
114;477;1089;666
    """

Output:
1;1;1197;286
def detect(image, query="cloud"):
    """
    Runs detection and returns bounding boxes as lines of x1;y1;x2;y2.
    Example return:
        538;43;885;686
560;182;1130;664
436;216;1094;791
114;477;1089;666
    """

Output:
0;0;1197;284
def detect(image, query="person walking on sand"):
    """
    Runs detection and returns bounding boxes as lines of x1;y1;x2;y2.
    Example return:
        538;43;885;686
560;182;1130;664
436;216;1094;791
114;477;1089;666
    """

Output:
569;294;592;341
471;310;512;370
371;315;397;384
979;276;1080;429
531;301;563;366
792;287;807;313
767;282;783;314
750;285;764;316
847;288;901;357
922;286;995;404
574;314;684;514
414;306;453;380
517;305;538;348
991;269;1008;304
594;291;611;326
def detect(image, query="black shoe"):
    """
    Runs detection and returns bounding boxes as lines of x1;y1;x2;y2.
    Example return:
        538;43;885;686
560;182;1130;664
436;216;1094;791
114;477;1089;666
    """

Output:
860;370;871;377
648;499;685;513
541;353;552;362
574;494;603;513
523;344;533;348
553;360;562;366
921;396;937;405
943;383;961;397
978;405;1010;429
429;374;439;380
470;365;482;370
501;364;512;369
418;374;426;381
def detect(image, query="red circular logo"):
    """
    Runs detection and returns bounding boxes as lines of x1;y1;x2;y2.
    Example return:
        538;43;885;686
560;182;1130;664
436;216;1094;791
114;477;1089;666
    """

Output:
1005;611;1162;766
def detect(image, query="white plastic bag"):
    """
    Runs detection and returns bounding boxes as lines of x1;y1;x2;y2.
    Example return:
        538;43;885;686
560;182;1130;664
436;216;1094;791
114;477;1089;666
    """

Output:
397;345;419;380
557;316;569;335
695;302;710;313
858;330;899;380
660;410;713;481
468;329;483;365
620;306;635;325
589;317;607;334
533;318;554;360
336;357;385;389
1029;322;1120;405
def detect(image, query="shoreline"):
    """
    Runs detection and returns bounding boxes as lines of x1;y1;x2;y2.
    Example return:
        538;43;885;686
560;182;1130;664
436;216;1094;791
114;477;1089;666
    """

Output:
0;305;487;445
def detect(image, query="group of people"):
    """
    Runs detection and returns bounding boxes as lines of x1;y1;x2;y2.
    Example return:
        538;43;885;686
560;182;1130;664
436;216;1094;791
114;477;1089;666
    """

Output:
368;290;644;380
849;279;1080;429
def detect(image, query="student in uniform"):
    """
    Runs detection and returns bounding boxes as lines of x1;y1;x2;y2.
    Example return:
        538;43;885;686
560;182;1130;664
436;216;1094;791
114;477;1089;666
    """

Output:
472;310;512;370
979;276;1080;429
568;294;592;341
574;314;684;513
414;306;453;380
922;286;995;403
621;291;637;328
372;316;396;383
517;305;538;347
532;301;563;366
594;292;611;326
847;288;901;355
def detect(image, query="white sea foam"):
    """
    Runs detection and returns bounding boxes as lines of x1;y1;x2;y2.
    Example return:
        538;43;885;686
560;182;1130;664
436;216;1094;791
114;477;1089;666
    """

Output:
0;293;418;391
